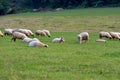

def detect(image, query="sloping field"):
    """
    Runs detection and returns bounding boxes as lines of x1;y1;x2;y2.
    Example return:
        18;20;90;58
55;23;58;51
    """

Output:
0;7;120;32
0;7;120;80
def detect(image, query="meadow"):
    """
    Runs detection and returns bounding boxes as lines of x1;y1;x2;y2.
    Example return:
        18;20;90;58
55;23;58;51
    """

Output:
0;7;120;80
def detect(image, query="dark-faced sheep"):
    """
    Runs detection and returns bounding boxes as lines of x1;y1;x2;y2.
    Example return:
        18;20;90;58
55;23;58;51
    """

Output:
11;32;27;42
52;37;65;43
29;41;48;48
77;32;89;44
99;31;112;39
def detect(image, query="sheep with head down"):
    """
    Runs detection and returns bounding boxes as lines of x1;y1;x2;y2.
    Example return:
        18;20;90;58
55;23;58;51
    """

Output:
109;32;120;40
99;31;112;39
13;29;34;37
22;37;40;43
0;30;4;37
11;31;27;42
52;37;65;43
77;32;89;44
42;29;51;37
35;30;47;36
29;40;48;48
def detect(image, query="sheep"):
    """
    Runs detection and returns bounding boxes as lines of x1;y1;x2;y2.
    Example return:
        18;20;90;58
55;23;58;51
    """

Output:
42;29;51;37
29;41;48;48
11;32;27;42
0;30;4;37
22;37;33;43
77;32;89;44
109;32;120;40
35;30;47;36
52;37;65;43
99;31;112;39
96;39;106;42
4;29;14;35
13;29;34;37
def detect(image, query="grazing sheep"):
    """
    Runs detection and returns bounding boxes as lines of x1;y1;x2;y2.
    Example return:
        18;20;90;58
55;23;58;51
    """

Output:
13;29;34;37
96;39;106;42
0;30;4;37
109;32;120;40
11;32;27;42
77;32;89;44
22;37;33;43
27;29;34;37
99;31;112;39
4;29;14;35
29;41;48;48
52;37;65;43
35;30;47;36
42;29;51;37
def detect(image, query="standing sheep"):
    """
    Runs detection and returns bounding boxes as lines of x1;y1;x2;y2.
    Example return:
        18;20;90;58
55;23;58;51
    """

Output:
52;37;65;43
4;29;15;35
0;30;4;37
29;41;48;48
42;29;51;37
109;32;120;40
77;32;89;44
35;30;47;36
22;37;33;43
11;32;27;42
99;31;112;39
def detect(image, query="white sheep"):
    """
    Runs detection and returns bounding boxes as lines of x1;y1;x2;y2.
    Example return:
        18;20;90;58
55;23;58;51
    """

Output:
109;32;120;40
99;31;112;39
77;32;89;44
0;30;4;37
35;30;47;36
14;29;34;37
22;37;33;43
52;37;65;43
42;29;51;37
4;28;14;35
29;41;48;48
11;32;27;42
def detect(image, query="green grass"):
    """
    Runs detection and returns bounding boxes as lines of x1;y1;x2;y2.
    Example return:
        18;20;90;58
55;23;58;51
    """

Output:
0;7;120;80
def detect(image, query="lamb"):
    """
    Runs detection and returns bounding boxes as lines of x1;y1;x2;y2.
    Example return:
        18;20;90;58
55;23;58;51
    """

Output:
29;41;48;48
11;32;27;42
35;30;47;36
109;32;120;40
99;31;112;39
77;32;89;44
0;30;4;37
52;37;65;43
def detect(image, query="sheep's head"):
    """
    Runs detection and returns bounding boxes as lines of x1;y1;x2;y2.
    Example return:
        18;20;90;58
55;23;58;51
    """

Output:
60;37;65;43
44;44;49;48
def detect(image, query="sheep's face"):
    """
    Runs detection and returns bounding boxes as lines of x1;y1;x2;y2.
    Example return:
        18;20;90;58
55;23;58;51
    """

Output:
44;44;49;48
60;37;65;43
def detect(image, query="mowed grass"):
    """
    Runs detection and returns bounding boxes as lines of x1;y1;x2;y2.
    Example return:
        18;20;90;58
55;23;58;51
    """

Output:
0;7;120;32
0;7;120;80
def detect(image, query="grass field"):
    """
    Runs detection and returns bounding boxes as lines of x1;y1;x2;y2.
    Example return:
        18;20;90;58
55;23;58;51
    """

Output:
0;7;120;80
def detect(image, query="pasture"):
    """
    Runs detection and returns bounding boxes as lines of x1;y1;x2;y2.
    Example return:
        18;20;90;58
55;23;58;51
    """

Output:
0;7;120;80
